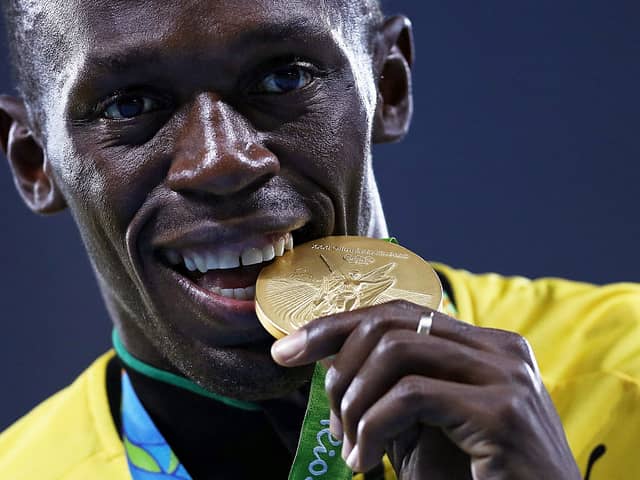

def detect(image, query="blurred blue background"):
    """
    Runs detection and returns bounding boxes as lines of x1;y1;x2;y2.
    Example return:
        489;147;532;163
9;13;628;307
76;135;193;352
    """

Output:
1;1;639;430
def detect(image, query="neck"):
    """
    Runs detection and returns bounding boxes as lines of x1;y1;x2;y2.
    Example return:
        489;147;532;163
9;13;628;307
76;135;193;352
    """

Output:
112;329;261;410
110;335;309;478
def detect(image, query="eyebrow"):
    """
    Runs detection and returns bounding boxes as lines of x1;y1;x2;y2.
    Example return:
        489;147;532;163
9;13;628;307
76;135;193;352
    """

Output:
237;16;330;45
81;17;332;77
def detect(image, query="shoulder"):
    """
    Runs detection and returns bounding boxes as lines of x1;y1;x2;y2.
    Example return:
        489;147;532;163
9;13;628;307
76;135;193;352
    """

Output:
434;263;640;381
0;351;128;480
435;263;640;325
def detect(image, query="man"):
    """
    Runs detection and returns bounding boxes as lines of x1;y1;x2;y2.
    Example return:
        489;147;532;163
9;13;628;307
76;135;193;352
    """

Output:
0;0;638;478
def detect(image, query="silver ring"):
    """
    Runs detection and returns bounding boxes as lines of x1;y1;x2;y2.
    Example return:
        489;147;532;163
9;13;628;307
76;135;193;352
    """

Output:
416;311;434;335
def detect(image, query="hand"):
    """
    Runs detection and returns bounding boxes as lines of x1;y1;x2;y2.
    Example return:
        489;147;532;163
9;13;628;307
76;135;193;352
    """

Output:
271;300;582;480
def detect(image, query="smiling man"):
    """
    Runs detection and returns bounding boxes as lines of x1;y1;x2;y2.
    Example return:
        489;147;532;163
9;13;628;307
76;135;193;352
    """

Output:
1;0;639;479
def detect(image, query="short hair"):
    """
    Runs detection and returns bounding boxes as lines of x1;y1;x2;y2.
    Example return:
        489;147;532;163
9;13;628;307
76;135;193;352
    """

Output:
1;0;383;117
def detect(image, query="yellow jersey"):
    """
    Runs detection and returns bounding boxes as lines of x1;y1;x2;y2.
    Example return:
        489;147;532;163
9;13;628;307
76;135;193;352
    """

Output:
1;265;639;479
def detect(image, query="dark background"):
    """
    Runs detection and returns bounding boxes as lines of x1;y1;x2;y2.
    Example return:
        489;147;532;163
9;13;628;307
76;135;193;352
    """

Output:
1;1;639;430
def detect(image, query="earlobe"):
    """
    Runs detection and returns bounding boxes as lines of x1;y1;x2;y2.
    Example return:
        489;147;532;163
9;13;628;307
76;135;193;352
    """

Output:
372;15;415;144
0;95;66;215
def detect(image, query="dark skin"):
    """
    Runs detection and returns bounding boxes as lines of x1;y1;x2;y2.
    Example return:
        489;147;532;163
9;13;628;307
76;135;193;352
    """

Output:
0;0;581;478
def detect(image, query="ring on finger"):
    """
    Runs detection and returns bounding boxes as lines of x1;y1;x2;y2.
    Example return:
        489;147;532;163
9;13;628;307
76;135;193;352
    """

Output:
416;311;434;335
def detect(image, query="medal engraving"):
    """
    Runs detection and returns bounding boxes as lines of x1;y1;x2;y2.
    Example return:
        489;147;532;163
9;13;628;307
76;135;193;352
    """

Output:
256;236;442;338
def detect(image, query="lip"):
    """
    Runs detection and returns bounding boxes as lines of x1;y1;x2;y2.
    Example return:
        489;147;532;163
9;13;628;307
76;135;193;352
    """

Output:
125;195;330;347
172;266;258;314
139;217;315;346
151;216;306;252
164;261;272;341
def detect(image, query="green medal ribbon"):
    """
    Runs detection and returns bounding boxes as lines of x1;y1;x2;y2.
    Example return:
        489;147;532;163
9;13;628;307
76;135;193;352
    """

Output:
288;363;352;480
113;330;261;411
287;237;400;480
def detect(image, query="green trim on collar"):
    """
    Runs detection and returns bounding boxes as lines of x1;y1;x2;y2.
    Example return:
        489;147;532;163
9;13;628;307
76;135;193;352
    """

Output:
112;329;262;412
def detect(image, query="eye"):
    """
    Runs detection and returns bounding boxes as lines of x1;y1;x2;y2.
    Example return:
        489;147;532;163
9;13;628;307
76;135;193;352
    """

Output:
254;65;314;94
102;95;163;120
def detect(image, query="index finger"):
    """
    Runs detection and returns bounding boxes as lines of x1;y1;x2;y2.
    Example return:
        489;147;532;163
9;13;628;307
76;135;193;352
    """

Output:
271;298;519;367
270;307;370;366
272;300;441;366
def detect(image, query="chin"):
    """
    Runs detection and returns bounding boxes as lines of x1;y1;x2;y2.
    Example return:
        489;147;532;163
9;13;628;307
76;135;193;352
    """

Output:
170;337;315;401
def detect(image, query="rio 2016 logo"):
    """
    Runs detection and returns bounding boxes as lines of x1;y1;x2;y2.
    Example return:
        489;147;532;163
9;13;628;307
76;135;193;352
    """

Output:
305;419;343;479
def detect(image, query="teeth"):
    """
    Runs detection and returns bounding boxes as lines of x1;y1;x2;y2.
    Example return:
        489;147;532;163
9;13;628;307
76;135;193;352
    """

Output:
171;233;295;273
219;250;241;269
184;255;197;272
274;237;285;256
206;252;219;270
214;285;256;300
262;243;276;262
241;247;263;266
194;253;208;273
220;288;234;297
233;287;248;300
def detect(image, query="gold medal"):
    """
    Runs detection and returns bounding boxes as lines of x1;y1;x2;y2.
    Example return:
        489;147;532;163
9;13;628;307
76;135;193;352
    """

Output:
255;236;442;339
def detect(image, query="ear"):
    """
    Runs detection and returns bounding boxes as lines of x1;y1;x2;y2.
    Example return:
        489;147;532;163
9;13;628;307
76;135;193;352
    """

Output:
0;95;66;214
372;15;415;144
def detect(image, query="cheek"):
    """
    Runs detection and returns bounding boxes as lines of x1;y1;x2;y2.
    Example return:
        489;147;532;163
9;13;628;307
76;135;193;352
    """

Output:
63;129;170;227
51;136;175;323
269;93;372;196
51;127;172;281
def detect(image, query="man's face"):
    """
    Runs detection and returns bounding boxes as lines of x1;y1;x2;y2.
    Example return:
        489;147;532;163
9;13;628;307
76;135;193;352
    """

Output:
27;0;393;398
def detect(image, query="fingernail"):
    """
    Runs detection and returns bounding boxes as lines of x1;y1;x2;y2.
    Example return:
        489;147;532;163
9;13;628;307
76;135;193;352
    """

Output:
330;410;343;439
342;435;352;461
345;444;359;470
271;330;307;363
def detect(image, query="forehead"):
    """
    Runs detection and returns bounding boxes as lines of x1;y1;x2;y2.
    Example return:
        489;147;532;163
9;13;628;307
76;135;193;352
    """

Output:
37;0;371;111
78;0;339;43
48;0;362;73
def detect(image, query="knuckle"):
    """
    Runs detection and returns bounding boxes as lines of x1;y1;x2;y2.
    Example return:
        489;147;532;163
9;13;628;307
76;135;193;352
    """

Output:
452;318;473;335
514;361;535;385
376;331;406;359
503;331;534;361
387;298;411;308
509;359;537;387
395;375;424;407
359;313;395;338
356;416;370;441
340;394;356;426
384;298;416;314
325;367;347;405
489;381;539;435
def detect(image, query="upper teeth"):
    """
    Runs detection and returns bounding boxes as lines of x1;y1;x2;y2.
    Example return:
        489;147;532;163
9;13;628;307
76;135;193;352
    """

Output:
166;233;293;273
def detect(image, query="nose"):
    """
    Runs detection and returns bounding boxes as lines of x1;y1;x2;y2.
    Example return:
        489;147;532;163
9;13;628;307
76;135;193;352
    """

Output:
167;93;278;197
